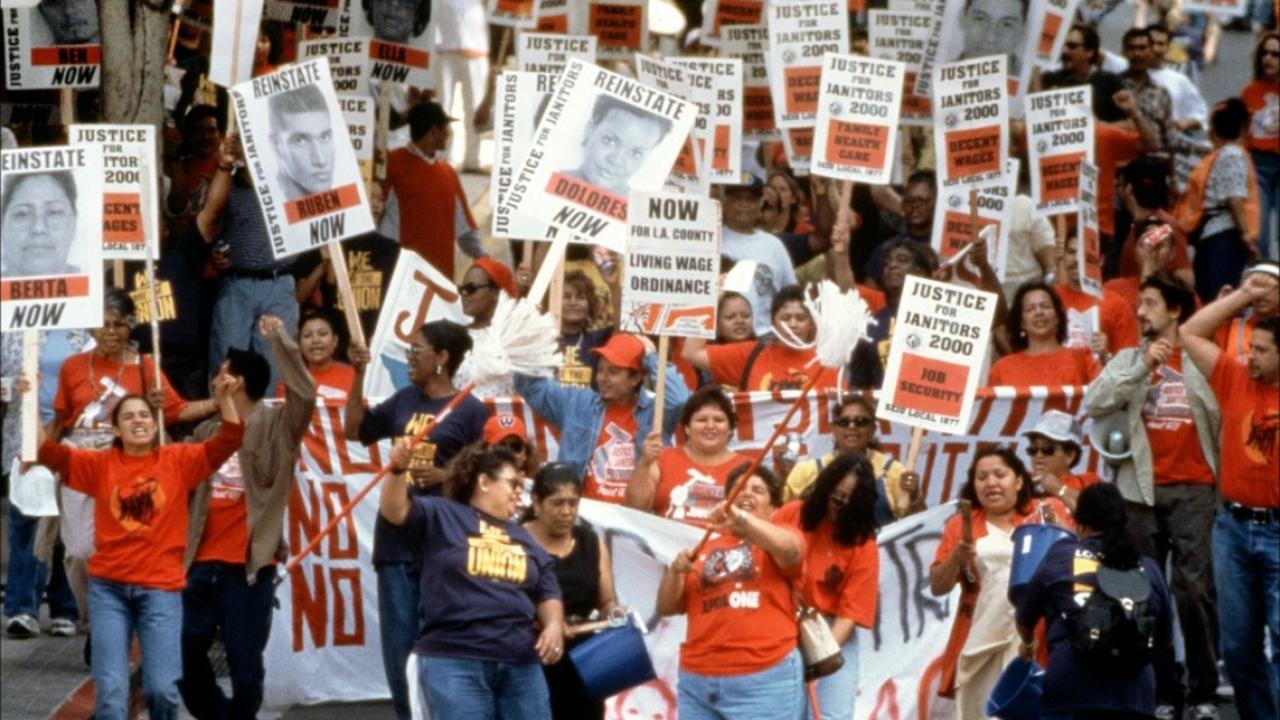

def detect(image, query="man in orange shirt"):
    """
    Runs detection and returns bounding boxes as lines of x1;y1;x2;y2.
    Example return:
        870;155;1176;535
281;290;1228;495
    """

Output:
1214;261;1280;365
1180;270;1280;720
1091;72;1159;277
1056;230;1140;361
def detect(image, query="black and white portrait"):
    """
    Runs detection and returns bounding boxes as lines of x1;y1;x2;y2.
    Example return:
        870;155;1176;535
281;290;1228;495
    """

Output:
562;94;672;197
268;84;336;201
362;0;431;43
30;0;100;45
1;170;82;277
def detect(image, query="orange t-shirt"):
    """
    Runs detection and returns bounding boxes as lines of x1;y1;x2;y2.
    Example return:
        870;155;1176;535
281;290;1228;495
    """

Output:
1062;471;1101;492
194;451;250;564
1209;353;1279;508
1095;123;1142;237
583;403;639;504
1241;79;1280;156
1215;316;1260;365
54;352;188;432
1103;277;1141;313
1055;283;1140;355
680;530;802;676
37;421;245;591
987;346;1101;387
773;500;878;627
706;341;840;392
277;362;355;401
383;147;477;276
1143;353;1215;486
654;449;749;528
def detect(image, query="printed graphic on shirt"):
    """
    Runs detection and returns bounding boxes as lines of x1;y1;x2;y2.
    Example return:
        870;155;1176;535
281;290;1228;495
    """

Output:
665;468;725;525
211;453;245;503
110;475;166;532
1142;365;1193;432
560;345;593;388
700;541;759;612
74;376;129;430
1250;92;1279;141
1241;409;1279;466
402;412;439;470
587;421;635;500
819;562;845;596
1065;306;1099;350
756;366;810;391
466;521;528;583
1071;546;1099;603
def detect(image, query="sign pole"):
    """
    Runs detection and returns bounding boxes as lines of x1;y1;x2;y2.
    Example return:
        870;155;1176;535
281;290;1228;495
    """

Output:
20;332;39;462
653;334;670;430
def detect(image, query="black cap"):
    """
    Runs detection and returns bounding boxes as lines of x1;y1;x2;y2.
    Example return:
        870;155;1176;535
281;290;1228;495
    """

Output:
722;173;765;197
408;101;456;141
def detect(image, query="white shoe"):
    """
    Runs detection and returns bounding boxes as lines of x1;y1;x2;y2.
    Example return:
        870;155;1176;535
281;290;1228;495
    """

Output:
49;617;77;637
5;614;39;638
1154;705;1177;720
1191;703;1218;720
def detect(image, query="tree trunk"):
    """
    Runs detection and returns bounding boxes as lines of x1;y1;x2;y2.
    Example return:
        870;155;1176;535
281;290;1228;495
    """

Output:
98;1;169;127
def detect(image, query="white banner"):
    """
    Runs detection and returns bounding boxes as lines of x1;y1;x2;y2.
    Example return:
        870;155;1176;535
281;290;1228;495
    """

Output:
932;56;1009;194
811;54;905;184
723;24;778;141
620;193;721;338
669;58;744;186
1;5;100;89
299;38;371;97
1026;86;1094;216
210;0;265;88
1183;0;1248;17
867;9;933;128
517;32;598;75
1077;161;1103;298
69;124;160;262
766;0;849;129
340;0;433;88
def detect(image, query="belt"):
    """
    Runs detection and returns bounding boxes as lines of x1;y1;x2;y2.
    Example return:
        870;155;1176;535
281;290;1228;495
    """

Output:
1224;502;1280;524
227;268;289;280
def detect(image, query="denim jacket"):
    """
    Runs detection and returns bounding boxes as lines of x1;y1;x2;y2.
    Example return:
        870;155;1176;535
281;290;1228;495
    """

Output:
513;351;691;479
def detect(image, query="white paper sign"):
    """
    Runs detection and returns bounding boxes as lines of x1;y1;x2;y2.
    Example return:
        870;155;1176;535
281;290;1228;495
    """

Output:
780;127;814;175
230;58;376;260
699;0;764;46
299;37;371;97
766;0;849;129
867;9;933;127
669;58;744;185
723;24;778;141
635;55;708;194
1;146;104;331
339;95;375;186
340;0;433;88
517;32;598;75
210;0;265;88
69;124;160;262
535;0;572;32
1183;0;1247;17
812;54;904;183
1;6;100;89
878;275;997;434
490;71;558;240
576;0;647;62
488;0;539;28
1020;0;1081;77
932;55;1009;193
621;193;721;338
1077;161;1103;298
1026;86;1094;216
931;159;1017;279
266;0;342;28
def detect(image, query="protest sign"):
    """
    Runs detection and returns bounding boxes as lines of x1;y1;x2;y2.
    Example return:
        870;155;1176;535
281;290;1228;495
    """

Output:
2;5;100;89
299;38;371;96
339;95;375;187
1183;0;1247;17
69;124;159;262
536;0;572;32
888;0;932;10
503;58;695;252
932;159;1016;278
918;0;1026;100
362;250;467;399
932;56;1008;194
180;0;214;30
669;58;744;185
1026;85;1093;215
1077;161;1103;298
491;71;553;239
867;9;932;126
576;0;647;62
878;275;997;434
620;193;720;338
1018;0;1081;89
267;0;341;27
210;0;265;88
812;54;904;183
340;0;433;88
129;273;178;324
699;0;764;46
488;0;538;28
766;0;849;129
781;127;815;175
517;32;598;75
633;56;706;194
1;146;104;331
230;58;376;260
723;24;778;141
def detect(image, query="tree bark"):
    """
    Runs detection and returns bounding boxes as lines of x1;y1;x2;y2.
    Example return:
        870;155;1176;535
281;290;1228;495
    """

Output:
98;1;169;127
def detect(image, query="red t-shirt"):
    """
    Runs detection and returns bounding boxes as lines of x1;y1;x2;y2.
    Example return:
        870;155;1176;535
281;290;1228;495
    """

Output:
277;362;355;401
383;148;477;275
194;451;250;563
37;421;245;591
1209;353;1279;508
1062;472;1101;492
1143;353;1215;486
1055;283;1140;355
987;346;1101;387
1215;315;1260;365
706;341;840;392
1241;79;1280;156
583;403;639;504
680;530;802;675
773;500;878;627
654;449;750;528
54;352;188;432
1095;123;1142;237
1103;277;1141;313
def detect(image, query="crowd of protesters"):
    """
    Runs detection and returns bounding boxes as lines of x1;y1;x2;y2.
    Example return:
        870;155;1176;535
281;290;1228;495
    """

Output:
2;2;1279;720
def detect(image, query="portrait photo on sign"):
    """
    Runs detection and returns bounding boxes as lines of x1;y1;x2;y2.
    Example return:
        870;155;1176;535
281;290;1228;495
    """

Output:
553;92;675;199
3;0;102;89
268;84;337;201
27;0;99;44
346;0;431;43
2;168;90;277
935;0;1026;75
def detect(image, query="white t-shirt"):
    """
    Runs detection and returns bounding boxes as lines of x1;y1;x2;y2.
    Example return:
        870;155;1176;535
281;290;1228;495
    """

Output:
721;227;799;337
1149;68;1208;130
1001;194;1057;303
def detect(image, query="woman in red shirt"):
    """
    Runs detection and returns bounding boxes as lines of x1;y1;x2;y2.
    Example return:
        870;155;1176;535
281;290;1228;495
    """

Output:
37;374;244;720
657;465;806;720
774;453;880;720
627;386;750;527
1242;32;1279;260
988;281;1101;387
276;307;354;400
930;447;1072;718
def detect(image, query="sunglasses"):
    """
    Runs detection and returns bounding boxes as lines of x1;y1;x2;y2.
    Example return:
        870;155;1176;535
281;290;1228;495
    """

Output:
834;416;874;429
1026;444;1059;457
458;282;494;296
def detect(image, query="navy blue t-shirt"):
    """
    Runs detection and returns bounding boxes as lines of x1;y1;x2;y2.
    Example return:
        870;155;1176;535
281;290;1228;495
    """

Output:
404;497;561;662
1015;537;1173;716
358;386;491;564
558;326;612;389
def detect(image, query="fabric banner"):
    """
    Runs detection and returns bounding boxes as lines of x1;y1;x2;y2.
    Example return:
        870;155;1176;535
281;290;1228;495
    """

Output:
811;54;905;184
1026;86;1094;216
1;5;100;89
722;24;778;141
867;9;933;128
69;124;160;261
620;192;721;338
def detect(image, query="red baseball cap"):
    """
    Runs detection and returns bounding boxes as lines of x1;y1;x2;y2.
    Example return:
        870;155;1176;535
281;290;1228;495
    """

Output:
484;413;528;445
470;258;519;297
590;334;645;372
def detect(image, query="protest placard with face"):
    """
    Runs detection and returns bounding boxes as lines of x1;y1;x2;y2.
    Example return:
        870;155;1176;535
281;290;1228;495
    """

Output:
669;58;744;185
339;95;375;187
932;55;1008;194
766;0;848;129
210;0;265;88
267;0;342;28
536;0;572;32
1;146;104;331
1183;0;1247;16
231;58;375;260
1026;85;1093;216
932;159;1017;279
2;3;100;89
518;33;598;75
723;24;778;141
635;55;707;194
812;54;904;183
504;59;695;251
917;0;1026;99
575;0;647;62
878;275;997;434
700;0;764;46
340;0;433;88
868;9;933;127
299;37;371;96
489;0;538;27
1076;161;1102;298
69;124;159;262
621;193;721;338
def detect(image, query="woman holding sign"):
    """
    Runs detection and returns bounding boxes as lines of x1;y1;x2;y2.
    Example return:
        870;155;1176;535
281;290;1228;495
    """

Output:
987;281;1101;386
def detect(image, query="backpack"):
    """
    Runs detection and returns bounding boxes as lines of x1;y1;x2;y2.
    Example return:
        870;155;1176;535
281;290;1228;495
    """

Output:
1068;564;1157;675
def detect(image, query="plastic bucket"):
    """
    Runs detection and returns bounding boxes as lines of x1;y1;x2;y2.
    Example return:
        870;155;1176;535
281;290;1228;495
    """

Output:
568;622;657;702
985;657;1045;720
1009;523;1075;596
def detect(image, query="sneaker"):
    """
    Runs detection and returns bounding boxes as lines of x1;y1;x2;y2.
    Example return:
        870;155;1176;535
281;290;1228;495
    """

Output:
1154;705;1177;720
49;618;77;637
5;614;39;638
1191;703;1219;720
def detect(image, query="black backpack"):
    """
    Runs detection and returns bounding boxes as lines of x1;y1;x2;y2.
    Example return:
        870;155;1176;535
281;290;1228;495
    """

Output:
1068;564;1157;675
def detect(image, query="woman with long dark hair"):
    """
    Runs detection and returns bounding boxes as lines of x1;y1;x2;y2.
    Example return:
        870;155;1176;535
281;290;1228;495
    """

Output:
1015;483;1174;719
988;281;1101;386
1240;32;1278;260
775;453;880;720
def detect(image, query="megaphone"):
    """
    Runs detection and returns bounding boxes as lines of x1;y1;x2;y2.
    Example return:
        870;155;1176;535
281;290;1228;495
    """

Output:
1088;411;1131;466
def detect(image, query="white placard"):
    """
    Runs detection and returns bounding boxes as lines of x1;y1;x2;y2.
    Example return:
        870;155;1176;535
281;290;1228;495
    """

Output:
576;0;647;62
916;0;1026;100
69;124;160;262
489;0;539;27
339;95;375;187
339;0;433;88
635;55;707;194
723;24;778;141
210;0;265;88
867;9;933;127
1077;161;1103;298
1019;0;1081;78
699;0;764;46
931;159;1017;279
517;32;597;75
878;275;997;434
1;146;104;331
1026;86;1094;216
669;58;744;185
932;55;1009;193
299;37;371;97
266;0;342;27
1;5;100;89
491;71;555;239
620;192;721;338
230;58;376;260
765;0;849;129
1183;0;1247;17
811;54;904;184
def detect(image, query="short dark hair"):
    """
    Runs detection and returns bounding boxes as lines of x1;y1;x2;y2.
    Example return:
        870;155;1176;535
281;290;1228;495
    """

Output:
110;395;155;450
905;170;937;195
960;446;1034;515
448;445;519;504
1121;155;1171;210
587;94;673;141
182;104;222;137
1074;483;1139;569
725;462;782;509
1091;72;1127;123
268;84;329;131
298;306;348;359
876;239;939;287
103;287;136;320
1140;271;1197;325
799;453;878;546
1210;98;1250;142
224;347;271;401
1256;315;1280;349
1007;281;1067;351
408;101;451;141
770;284;809;321
679;386;737;433
531;462;581;502
420;319;472;378
362;0;431;36
1122;27;1150;48
2;170;77;218
1145;22;1169;41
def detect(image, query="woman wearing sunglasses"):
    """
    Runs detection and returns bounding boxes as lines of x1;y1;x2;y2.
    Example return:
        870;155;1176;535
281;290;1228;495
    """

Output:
783;395;922;526
454;258;521;399
1021;410;1099;513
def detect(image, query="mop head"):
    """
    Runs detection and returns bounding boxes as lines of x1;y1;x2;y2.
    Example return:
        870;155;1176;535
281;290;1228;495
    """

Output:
805;280;875;369
469;294;564;383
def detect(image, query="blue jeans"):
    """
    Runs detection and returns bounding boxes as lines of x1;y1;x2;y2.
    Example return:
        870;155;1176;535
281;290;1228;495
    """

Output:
208;274;298;391
1193;228;1250;304
809;626;859;720
1212;506;1280;720
1253;150;1280;260
179;563;277;720
419;654;552;720
88;578;183;720
4;505;77;620
378;563;421;720
679;648;805;720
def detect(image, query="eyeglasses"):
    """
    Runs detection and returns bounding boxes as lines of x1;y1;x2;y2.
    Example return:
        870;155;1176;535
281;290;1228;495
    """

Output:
834;416;874;429
405;344;431;357
1062;41;1082;50
458;282;494;296
1026;444;1059;456
829;492;850;507
4;201;74;232
1263;49;1280;57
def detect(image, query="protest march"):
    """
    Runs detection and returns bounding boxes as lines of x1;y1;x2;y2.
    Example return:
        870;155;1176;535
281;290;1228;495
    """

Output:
0;1;1278;720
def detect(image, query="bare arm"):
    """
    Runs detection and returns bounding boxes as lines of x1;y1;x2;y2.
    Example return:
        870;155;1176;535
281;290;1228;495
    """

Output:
344;341;371;441
1180;274;1275;377
929;538;975;596
680;336;711;372
624;432;662;512
1227;197;1259;253
196;136;240;243
707;503;804;568
656;550;693;616
596;535;619;615
829;617;857;647
379;439;413;526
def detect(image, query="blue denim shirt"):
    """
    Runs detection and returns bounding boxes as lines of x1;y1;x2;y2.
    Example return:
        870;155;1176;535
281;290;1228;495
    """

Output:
513;351;691;479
